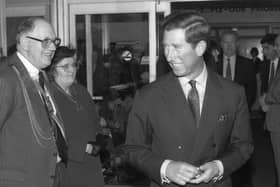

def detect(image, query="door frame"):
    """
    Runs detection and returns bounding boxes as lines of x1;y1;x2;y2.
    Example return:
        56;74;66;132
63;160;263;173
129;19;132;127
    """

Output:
59;0;170;95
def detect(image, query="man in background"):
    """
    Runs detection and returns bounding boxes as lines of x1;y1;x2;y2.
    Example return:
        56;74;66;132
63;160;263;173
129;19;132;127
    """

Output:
264;34;280;187
259;34;280;113
217;30;257;111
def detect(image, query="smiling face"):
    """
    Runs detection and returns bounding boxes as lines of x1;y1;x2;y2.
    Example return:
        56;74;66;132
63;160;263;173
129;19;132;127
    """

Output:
54;57;78;90
24;19;57;69
163;28;205;78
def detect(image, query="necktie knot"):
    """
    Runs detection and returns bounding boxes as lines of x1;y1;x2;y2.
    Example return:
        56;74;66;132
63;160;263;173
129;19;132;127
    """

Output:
38;71;45;89
189;80;196;88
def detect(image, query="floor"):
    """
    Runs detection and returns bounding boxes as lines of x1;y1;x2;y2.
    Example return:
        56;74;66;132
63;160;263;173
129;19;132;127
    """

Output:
250;117;276;187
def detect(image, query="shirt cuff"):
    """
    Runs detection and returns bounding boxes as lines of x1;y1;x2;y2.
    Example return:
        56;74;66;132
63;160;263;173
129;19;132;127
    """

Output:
212;160;224;182
160;159;172;184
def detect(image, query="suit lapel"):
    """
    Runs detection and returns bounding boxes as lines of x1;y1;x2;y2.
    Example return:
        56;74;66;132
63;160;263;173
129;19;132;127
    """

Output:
8;54;53;134
160;73;197;159
190;70;224;163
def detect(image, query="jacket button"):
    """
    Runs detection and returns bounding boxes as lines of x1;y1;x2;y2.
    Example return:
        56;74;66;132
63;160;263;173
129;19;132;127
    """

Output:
212;144;216;148
178;145;182;149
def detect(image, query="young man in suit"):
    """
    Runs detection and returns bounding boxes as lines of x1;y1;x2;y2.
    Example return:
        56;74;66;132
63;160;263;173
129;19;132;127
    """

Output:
125;12;253;187
265;34;280;187
217;30;257;110
0;17;67;187
258;34;280;112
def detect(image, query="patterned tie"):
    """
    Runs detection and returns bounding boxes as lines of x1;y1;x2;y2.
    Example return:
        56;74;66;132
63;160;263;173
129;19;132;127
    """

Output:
226;57;232;80
269;62;275;87
39;71;68;166
188;80;200;127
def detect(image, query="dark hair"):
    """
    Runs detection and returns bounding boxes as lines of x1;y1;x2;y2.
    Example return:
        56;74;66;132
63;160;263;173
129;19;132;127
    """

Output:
250;47;259;56
260;33;278;46
16;17;45;44
47;46;76;79
162;11;210;47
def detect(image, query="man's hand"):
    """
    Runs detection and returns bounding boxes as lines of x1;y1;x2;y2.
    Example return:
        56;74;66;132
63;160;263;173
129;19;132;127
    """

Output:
189;161;220;184
259;94;269;112
165;161;200;186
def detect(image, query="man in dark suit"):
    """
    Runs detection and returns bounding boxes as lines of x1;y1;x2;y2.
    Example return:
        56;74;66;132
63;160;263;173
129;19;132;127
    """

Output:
0;17;66;187
125;12;253;187
264;34;280;186
217;30;257;110
258;34;280;112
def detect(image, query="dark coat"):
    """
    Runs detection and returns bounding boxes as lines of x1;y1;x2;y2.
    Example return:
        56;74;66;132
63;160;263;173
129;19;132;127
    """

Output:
125;69;253;187
50;83;104;187
217;55;257;109
0;53;58;187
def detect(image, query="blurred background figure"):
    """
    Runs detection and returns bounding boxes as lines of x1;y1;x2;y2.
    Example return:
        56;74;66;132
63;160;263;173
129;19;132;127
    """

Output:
250;47;264;112
203;39;221;72
250;47;263;74
47;46;104;187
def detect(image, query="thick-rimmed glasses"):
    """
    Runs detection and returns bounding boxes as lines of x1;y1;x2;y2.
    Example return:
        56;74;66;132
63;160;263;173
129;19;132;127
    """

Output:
26;36;61;48
55;63;79;71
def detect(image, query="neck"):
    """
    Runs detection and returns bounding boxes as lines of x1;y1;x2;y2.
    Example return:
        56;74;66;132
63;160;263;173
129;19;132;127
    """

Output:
56;81;71;95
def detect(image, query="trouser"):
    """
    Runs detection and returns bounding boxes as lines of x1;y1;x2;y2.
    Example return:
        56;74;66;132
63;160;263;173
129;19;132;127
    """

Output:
53;162;67;187
270;132;280;187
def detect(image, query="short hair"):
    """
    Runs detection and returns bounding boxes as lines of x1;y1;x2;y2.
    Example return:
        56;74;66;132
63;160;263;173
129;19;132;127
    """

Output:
162;11;210;47
16;17;46;44
250;47;259;56
260;33;278;46
220;29;239;41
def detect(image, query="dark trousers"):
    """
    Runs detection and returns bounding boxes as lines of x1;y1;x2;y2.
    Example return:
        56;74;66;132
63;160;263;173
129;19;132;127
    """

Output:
53;162;67;187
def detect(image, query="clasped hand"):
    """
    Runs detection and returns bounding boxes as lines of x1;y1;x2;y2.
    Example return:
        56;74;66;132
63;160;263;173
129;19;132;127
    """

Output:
166;161;219;185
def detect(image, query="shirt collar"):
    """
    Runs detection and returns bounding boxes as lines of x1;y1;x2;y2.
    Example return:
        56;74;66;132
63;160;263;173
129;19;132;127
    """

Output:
178;63;207;87
17;52;40;80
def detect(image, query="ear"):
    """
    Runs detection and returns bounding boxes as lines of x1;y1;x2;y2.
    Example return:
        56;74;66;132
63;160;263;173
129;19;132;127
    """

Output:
195;40;207;57
19;35;29;51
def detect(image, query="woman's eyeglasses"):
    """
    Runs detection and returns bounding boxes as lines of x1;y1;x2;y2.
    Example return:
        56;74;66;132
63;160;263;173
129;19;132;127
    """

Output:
55;63;79;70
26;36;61;48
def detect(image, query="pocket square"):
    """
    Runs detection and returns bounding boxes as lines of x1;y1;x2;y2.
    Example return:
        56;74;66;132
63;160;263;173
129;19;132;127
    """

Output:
218;114;228;122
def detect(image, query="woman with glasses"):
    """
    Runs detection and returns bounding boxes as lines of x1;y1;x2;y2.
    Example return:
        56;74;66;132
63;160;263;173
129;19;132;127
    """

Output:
47;46;104;187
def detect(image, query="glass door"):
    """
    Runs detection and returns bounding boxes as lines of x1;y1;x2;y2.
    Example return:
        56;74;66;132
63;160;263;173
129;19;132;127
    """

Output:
66;1;170;185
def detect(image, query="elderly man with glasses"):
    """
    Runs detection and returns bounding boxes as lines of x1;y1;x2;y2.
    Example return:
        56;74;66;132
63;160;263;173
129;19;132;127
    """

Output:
0;17;66;187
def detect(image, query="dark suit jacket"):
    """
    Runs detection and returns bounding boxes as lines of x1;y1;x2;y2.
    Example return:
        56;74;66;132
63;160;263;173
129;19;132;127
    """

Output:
0;53;59;187
259;58;280;95
265;67;280;133
217;55;257;109
125;69;253;187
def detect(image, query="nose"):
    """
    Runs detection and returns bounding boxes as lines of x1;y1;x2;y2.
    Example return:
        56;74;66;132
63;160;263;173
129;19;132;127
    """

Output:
165;46;176;62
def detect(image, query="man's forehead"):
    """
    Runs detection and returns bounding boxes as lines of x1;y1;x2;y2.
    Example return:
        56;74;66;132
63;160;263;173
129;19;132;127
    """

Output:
31;20;55;37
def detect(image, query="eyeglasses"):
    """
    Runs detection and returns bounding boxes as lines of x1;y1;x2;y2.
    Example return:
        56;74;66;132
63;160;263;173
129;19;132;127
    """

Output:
26;36;61;48
55;63;79;70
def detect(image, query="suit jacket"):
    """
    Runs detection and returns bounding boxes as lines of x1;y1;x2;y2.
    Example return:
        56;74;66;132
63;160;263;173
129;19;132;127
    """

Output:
265;66;280;133
0;53;59;187
217;55;257;109
259;58;280;95
125;69;253;187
